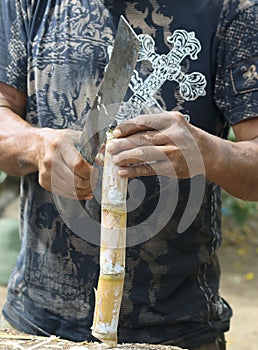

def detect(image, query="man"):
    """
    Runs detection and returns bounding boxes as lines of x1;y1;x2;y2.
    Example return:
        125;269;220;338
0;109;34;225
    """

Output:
0;1;258;349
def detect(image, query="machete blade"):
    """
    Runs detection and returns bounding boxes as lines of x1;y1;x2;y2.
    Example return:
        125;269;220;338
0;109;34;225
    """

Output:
80;16;140;165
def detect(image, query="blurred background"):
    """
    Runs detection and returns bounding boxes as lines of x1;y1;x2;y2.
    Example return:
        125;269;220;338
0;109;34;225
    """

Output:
0;168;257;349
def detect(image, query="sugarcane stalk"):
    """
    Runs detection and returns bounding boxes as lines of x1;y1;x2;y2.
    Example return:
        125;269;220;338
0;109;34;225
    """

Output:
91;130;128;346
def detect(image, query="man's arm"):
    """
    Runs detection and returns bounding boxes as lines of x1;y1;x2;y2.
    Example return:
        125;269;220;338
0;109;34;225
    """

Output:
0;82;94;200
0;82;39;175
202;116;258;201
106;112;258;201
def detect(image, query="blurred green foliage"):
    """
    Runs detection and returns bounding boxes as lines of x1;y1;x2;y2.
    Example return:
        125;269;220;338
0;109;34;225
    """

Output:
0;218;20;285
222;191;258;225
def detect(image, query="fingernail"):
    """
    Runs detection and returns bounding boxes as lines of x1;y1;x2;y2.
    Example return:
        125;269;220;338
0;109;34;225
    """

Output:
85;195;93;200
113;129;121;138
118;169;128;176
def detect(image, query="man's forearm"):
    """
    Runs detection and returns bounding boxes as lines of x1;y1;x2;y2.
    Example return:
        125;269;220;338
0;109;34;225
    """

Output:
201;130;258;201
0;107;39;176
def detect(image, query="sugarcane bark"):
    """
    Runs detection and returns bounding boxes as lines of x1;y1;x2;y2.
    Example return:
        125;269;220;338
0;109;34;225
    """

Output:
91;136;128;346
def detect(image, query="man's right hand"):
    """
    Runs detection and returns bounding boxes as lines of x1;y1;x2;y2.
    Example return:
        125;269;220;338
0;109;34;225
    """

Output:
36;128;94;200
0;82;94;200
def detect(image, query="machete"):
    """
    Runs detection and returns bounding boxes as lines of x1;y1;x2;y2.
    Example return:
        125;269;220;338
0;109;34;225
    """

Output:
79;16;140;165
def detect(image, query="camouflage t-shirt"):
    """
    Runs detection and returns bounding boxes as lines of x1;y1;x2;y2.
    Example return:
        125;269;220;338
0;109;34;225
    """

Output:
0;0;258;349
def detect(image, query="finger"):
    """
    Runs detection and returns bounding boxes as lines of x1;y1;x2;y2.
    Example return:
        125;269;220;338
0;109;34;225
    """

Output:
94;144;105;165
74;166;99;192
41;171;93;200
46;151;93;199
113;114;160;138
61;147;92;179
52;153;94;198
118;163;156;178
113;111;183;138
106;130;170;154
117;160;176;178
112;145;174;165
46;132;91;180
74;155;92;179
51;168;93;199
42;142;91;186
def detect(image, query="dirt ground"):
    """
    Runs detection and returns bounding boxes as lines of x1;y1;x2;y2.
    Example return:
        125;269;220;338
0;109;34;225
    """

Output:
218;217;258;350
0;216;258;349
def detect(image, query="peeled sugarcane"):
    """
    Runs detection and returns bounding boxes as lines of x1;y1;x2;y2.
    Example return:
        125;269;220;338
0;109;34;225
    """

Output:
91;130;128;346
87;16;139;347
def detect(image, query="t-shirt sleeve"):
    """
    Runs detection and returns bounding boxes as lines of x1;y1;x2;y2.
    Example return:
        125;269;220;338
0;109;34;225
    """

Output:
0;1;28;93
214;4;258;126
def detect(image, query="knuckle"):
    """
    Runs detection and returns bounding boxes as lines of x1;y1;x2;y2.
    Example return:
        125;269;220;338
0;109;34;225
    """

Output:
48;135;62;149
174;111;184;119
135;147;145;161
136;114;148;127
39;161;49;178
43;155;53;168
38;171;50;190
49;131;71;150
139;132;152;145
74;156;89;172
167;110;182;119
144;147;152;160
74;156;84;168
144;164;154;175
76;187;92;200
